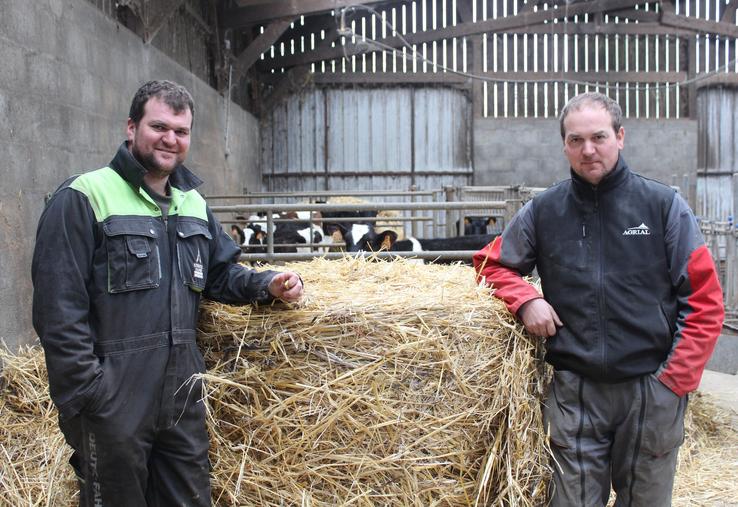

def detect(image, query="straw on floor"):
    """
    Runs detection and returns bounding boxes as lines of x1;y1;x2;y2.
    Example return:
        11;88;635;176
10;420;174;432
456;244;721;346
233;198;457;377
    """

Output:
1;257;736;506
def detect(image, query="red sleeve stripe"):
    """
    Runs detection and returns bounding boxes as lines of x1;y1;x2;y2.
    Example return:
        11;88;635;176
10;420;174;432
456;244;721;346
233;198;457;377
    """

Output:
473;236;541;315
658;245;724;396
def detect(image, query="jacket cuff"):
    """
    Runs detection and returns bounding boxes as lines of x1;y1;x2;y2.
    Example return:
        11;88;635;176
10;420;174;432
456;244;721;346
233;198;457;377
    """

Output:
253;271;278;304
56;374;103;420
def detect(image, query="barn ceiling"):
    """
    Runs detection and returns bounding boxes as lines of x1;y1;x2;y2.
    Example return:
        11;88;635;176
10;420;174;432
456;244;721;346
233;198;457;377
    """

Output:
210;0;737;117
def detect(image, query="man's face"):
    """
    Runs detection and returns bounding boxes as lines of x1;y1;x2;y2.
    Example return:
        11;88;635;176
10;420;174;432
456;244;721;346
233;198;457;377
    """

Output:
562;103;624;186
127;97;192;176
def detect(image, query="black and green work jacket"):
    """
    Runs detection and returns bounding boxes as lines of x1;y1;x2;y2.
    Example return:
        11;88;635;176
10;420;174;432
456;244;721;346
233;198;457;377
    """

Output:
32;142;276;421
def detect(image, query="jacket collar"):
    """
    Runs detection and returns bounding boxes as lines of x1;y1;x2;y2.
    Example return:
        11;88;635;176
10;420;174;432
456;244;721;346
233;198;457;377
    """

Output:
571;155;630;199
109;142;203;192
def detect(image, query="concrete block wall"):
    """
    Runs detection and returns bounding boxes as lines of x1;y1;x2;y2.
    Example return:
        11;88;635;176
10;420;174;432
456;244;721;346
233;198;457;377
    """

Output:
474;118;698;191
0;0;261;350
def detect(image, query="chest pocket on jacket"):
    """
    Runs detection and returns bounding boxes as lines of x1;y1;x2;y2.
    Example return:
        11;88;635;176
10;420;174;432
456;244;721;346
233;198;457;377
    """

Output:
103;218;160;293
176;219;212;293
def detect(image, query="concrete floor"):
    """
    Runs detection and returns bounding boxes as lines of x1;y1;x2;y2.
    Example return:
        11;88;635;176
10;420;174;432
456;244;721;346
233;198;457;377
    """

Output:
698;369;738;429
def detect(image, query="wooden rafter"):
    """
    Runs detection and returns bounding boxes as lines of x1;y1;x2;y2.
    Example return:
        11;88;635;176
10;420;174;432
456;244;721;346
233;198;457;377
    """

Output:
299;70;687;86
223;0;398;29
455;0;473;23
264;0;646;69
234;0;279;7
660;11;738;38
720;0;737;23
144;0;187;43
505;22;690;36
608;8;660;23
231;17;296;82
260;21;342;115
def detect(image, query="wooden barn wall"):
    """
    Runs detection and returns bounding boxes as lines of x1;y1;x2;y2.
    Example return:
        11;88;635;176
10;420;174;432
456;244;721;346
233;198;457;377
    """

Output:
262;0;738;119
697;86;738;221
261;87;472;194
85;0;216;86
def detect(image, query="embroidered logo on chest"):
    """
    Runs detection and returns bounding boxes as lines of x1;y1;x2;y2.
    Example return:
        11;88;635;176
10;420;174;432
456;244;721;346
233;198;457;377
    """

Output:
622;223;651;236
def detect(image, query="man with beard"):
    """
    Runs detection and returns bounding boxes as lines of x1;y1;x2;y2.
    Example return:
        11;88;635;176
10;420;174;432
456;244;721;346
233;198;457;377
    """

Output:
32;80;303;506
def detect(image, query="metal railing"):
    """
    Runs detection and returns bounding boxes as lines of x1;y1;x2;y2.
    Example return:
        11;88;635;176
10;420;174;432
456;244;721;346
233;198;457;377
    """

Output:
207;188;444;238
701;220;738;312
207;185;543;240
210;201;518;263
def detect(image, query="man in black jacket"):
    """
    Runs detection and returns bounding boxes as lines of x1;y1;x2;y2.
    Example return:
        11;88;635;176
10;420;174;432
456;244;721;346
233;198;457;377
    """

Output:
32;80;303;506
474;92;724;506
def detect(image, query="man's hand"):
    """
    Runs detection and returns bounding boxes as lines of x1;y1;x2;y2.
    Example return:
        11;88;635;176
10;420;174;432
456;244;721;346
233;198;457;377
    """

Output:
518;298;562;337
267;272;303;302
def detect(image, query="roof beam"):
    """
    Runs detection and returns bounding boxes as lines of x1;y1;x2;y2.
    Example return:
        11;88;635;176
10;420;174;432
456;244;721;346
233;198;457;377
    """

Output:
143;0;187;43
508;22;690;36
267;12;339;53
608;8;660;23
231;17;296;82
721;0;737;23
234;0;279;6
223;0;397;29
455;0;473;23
259;20;342;115
695;72;738;88
660;11;738;38
301;70;687;85
265;0;645;69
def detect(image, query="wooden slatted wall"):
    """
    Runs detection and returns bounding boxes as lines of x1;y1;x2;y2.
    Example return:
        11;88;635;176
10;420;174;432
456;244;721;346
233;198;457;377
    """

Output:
259;0;738;119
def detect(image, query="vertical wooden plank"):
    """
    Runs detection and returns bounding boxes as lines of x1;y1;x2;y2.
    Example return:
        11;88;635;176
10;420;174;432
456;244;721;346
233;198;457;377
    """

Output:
687;35;697;118
495;31;506;118
539;30;554;118
506;30;516;117
557;30;568;115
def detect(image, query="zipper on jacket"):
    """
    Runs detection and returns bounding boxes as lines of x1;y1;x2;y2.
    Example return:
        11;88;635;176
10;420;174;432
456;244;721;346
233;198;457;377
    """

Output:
594;188;608;378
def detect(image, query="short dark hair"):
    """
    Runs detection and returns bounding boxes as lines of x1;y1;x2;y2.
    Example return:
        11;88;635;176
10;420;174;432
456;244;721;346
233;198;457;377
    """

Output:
128;80;194;126
559;92;622;140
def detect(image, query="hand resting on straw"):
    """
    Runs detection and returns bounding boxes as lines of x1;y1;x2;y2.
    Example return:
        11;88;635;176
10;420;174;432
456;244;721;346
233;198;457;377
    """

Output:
267;271;303;302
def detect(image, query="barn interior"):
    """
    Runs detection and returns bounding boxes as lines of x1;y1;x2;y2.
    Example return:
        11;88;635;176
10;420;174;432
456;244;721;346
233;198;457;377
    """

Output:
1;0;737;502
3;0;737;348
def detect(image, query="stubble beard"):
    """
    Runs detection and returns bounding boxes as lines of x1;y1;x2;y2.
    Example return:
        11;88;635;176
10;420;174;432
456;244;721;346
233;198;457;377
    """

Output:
132;145;180;179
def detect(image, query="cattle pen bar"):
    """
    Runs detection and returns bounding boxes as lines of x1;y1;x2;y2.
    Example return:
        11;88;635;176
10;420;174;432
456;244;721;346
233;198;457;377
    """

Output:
209;201;514;215
235;251;494;262
210;200;515;263
206;189;443;237
204;190;438;201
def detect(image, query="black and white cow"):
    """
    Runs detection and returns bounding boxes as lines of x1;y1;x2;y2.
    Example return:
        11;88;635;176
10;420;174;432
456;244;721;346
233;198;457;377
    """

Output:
351;229;499;264
456;216;499;236
320;209;376;250
236;211;333;254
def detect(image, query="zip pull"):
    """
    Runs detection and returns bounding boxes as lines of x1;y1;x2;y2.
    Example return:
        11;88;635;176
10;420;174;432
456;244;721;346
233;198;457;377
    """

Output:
582;223;587;237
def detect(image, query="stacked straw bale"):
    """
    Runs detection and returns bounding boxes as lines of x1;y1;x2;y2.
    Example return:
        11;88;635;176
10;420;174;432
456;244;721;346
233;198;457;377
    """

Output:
2;258;737;506
0;345;77;504
198;257;550;505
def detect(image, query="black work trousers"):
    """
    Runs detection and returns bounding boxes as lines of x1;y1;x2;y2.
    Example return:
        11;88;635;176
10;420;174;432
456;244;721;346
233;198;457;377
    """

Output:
58;343;211;506
543;369;687;507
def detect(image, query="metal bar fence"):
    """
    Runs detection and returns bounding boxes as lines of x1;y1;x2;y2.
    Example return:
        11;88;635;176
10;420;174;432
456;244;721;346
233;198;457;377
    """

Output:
210;200;518;264
701;220;738;312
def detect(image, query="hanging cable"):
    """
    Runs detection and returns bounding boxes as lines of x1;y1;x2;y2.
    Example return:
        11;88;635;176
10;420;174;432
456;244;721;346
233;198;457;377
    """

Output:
333;3;738;93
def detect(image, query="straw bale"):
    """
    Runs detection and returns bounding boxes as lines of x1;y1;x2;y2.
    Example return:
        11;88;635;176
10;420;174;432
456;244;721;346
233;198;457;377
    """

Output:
198;257;550;506
1;258;737;506
0;345;77;505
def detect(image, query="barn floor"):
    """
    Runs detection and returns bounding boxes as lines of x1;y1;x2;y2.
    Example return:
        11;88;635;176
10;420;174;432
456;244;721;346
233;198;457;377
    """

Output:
699;369;738;429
